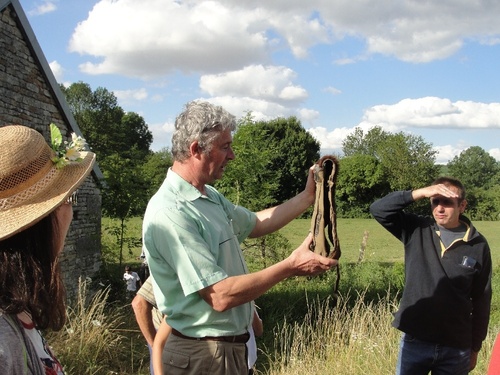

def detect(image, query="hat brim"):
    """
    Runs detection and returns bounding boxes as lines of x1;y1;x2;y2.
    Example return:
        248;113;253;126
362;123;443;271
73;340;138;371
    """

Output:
0;151;96;241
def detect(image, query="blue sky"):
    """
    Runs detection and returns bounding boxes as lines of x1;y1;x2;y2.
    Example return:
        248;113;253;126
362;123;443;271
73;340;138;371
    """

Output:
18;0;500;164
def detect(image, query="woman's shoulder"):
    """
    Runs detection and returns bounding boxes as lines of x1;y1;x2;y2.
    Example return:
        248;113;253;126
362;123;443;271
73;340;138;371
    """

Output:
0;312;20;332
0;313;24;357
0;313;45;374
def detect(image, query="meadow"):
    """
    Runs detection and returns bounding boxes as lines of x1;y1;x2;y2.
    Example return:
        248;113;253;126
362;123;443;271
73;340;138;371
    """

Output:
48;217;500;374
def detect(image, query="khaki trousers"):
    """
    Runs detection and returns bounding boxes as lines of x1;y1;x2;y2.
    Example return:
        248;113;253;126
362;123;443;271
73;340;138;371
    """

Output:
161;334;248;375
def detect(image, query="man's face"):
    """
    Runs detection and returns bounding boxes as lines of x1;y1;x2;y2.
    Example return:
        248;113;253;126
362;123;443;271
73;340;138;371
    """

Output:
430;186;466;229
201;129;235;183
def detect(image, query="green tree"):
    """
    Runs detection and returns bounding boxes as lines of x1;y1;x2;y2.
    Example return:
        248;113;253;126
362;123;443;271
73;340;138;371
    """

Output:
248;116;320;204
141;148;174;200
60;82;152;160
336;154;389;218
216;114;317;266
216;119;278;211
470;185;500;220
447;146;499;189
216;114;320;207
378;132;439;191
342;126;389;157
119;112;153;160
100;154;147;268
342;126;439;199
61;80;155;223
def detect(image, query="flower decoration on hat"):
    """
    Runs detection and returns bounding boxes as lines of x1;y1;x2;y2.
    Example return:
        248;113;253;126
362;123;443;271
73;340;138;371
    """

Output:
50;123;88;169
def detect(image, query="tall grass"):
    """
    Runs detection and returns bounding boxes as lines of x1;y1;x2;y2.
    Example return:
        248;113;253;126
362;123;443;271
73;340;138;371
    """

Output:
50;265;500;374
46;279;149;375
263;291;496;375
264;291;399;375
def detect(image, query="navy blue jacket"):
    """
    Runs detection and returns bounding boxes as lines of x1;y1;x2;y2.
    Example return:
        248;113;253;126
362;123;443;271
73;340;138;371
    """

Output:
370;190;492;351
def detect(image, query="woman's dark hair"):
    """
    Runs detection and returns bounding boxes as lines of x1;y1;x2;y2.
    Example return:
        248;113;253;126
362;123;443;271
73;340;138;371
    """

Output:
0;211;66;330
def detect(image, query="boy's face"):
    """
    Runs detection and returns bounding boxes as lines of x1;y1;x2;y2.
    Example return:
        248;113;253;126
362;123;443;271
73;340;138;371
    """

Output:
430;186;467;229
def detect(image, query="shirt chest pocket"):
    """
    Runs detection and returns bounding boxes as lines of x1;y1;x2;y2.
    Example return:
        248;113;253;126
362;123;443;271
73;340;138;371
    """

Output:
444;256;479;294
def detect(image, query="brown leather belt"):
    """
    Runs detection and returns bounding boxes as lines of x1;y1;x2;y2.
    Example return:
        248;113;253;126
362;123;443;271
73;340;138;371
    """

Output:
171;328;250;343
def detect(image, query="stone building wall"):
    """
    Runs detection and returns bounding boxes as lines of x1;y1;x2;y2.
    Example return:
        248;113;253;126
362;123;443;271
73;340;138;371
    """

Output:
0;2;102;299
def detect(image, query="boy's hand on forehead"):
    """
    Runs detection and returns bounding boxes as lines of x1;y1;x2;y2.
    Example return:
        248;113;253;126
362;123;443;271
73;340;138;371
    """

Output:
412;184;460;201
431;184;460;198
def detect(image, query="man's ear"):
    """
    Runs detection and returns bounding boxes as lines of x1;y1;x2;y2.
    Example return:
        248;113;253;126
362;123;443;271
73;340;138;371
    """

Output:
189;141;202;159
460;199;467;213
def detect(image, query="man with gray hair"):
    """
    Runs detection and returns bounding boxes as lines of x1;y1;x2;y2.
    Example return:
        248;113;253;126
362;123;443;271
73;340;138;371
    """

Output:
143;101;336;374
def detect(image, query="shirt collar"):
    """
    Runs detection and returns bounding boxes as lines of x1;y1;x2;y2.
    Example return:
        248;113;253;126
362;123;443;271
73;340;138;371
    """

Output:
167;168;204;202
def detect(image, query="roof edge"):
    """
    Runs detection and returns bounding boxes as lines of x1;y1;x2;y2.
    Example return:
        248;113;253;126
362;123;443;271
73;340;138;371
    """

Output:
3;0;104;182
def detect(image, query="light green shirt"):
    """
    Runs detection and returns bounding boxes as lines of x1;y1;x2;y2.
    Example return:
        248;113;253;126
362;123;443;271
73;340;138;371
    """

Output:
143;169;256;337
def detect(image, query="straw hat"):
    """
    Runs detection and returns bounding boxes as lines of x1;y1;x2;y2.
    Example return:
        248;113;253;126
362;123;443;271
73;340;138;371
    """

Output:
0;125;96;240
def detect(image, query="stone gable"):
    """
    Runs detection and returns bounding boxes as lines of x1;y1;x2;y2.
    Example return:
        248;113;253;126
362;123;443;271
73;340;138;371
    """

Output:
0;0;102;300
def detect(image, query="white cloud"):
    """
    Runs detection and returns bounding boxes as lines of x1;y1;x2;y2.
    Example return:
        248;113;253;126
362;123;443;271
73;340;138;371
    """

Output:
333;58;357;65
307;126;353;152
149;121;175;151
28;1;57;16
113;88;148;103
200;96;295;121
263;9;330;59
69;1;269;78
489;148;500;161
66;0;500;82
49;60;64;82
304;96;500;163
298;108;320;123
196;65;311;124
317;0;500;62
59;0;500;157
323;86;342;95
362;97;500;129
200;65;307;105
432;144;463;165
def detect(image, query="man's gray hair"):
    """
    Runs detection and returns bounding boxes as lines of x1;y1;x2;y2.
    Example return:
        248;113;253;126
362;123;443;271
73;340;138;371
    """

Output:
172;101;236;162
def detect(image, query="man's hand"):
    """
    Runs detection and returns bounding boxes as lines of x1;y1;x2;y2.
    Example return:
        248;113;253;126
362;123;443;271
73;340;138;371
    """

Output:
302;164;317;206
412;184;460;201
287;233;337;276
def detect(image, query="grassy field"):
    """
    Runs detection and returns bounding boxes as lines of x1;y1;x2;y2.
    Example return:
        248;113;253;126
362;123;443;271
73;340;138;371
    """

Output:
95;217;500;374
281;218;500;265
105;216;499;265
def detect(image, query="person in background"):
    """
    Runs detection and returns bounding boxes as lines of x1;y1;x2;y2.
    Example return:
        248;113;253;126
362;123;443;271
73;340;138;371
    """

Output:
132;277;163;375
123;265;141;300
143;101;336;375
0;124;95;374
137;247;150;284
370;177;492;375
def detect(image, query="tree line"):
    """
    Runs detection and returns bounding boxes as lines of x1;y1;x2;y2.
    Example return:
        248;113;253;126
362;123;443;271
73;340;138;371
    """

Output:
61;82;500;230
